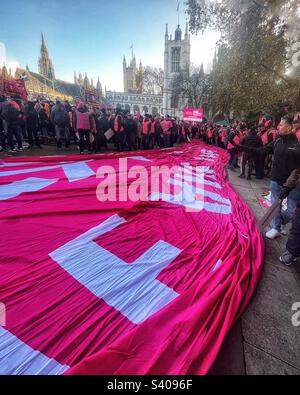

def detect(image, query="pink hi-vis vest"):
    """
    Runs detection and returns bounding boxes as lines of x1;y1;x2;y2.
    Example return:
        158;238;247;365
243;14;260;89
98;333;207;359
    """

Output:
221;130;226;143
261;131;268;145
181;126;186;136
114;115;124;132
227;135;240;150
207;129;213;138
142;121;151;135
296;129;300;142
76;111;90;130
150;121;155;134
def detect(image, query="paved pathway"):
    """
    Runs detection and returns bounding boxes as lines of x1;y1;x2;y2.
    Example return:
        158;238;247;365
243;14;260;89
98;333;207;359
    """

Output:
211;170;300;375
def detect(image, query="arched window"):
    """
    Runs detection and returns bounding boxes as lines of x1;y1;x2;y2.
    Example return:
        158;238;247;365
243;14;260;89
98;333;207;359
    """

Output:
171;47;181;73
152;107;158;116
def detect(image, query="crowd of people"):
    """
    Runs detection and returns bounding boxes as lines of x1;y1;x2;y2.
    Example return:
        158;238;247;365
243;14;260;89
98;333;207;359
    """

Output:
0;94;299;266
0;95;198;154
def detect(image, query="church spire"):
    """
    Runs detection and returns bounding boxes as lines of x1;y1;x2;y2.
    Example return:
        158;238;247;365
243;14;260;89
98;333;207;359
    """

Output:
41;32;46;50
97;77;102;96
39;32;55;80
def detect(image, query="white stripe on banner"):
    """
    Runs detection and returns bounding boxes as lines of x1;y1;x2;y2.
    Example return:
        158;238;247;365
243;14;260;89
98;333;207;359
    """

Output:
0;162;39;167
127;156;153;162
61;162;95;182
0;327;69;375
211;259;223;272
0;162;95;182
0;178;58;200
0;165;61;177
50;215;181;325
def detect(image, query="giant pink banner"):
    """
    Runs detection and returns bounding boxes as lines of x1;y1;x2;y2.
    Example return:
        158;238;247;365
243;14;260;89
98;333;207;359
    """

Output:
0;142;264;375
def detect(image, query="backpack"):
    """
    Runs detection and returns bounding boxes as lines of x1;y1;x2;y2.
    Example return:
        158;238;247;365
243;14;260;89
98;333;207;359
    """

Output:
2;103;20;123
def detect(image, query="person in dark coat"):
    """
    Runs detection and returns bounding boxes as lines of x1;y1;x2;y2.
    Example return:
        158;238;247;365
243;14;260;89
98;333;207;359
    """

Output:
23;101;41;148
0;96;7;151
124;113;138;151
237;116;300;240
239;127;263;179
279;167;300;265
92;108;107;153
2;99;23;152
51;103;71;149
38;104;50;144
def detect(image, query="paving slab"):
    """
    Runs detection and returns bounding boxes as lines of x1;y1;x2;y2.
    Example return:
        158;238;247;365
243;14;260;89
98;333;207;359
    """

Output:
244;342;300;375
209;320;245;375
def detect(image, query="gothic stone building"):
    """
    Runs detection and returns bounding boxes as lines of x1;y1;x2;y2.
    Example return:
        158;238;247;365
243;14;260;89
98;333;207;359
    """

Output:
106;23;190;118
123;55;142;94
106;51;163;115
163;24;190;117
105;90;163;116
14;33;103;103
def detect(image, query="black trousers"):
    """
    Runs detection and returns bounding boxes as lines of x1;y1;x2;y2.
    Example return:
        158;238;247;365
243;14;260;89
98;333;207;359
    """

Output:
27;126;40;147
116;132;126;152
254;151;265;179
0;129;7;150
94;131;107;152
142;134;149;150
241;153;254;178
126;133;136;151
78;129;91;152
7;123;22;149
287;205;300;257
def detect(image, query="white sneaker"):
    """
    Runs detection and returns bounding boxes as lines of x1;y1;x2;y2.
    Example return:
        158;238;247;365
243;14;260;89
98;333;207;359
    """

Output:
266;228;281;240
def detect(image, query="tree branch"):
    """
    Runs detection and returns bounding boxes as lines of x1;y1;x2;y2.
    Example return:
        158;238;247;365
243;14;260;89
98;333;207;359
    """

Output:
259;63;291;84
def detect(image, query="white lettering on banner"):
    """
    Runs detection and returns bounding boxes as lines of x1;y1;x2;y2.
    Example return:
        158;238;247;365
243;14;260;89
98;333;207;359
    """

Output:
0;178;58;201
149;166;231;214
0;327;69;375
0;161;95;182
0;162;95;200
50;214;181;325
195;149;219;162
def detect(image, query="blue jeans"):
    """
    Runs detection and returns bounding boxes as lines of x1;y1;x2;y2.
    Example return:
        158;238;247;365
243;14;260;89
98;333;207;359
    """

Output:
270;180;300;231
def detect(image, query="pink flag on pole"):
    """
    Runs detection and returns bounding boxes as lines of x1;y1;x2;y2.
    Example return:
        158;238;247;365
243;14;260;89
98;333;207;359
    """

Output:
183;108;203;123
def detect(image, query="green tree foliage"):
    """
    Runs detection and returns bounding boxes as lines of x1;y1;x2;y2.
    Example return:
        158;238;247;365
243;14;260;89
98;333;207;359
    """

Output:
186;0;300;117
